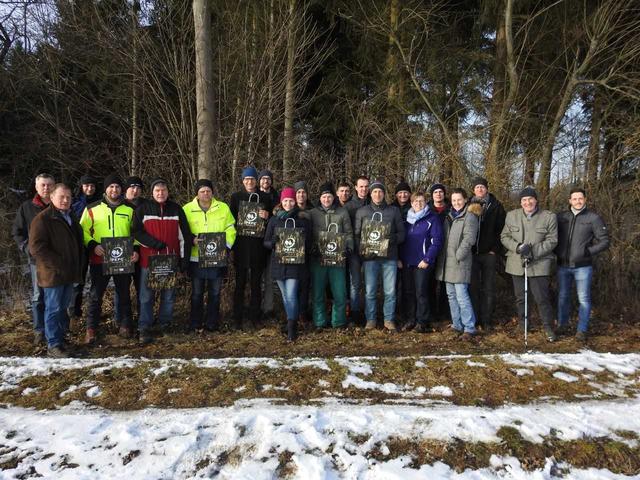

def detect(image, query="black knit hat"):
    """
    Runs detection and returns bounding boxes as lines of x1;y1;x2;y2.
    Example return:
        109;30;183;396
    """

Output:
150;177;169;191
258;169;273;181
429;183;446;195
195;179;214;192
103;173;123;191
294;180;308;193
472;176;488;189
79;174;97;186
125;176;144;190
395;181;411;194
319;181;335;197
370;179;385;193
519;186;538;200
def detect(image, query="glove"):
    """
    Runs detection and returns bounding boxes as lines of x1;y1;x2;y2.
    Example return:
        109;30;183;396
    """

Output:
516;243;532;256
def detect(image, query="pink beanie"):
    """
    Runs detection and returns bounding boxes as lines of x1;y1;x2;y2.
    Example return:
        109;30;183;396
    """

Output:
280;187;296;202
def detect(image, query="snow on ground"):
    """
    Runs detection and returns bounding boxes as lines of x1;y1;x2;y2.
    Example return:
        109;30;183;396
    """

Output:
1;351;639;479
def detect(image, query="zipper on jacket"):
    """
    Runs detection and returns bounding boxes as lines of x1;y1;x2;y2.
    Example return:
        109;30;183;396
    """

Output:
565;211;578;261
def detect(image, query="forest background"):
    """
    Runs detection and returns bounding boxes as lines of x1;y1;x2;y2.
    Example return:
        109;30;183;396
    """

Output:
0;0;638;318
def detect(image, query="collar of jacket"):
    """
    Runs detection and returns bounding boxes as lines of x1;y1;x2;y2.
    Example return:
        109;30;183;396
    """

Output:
102;194;123;209
371;200;388;210
32;194;48;208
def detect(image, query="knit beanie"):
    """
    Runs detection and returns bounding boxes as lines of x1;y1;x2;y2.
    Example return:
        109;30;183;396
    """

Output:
259;169;273;181
280;187;296;202
472;177;488;189
519;186;538;200
294;180;308;193
370;179;385;193
125;176;144;190
79;174;97;186
429;183;446;195
195;179;214;192
319;182;335;197
395;181;411;194
241;166;258;180
150;177;169;191
103;173;123;191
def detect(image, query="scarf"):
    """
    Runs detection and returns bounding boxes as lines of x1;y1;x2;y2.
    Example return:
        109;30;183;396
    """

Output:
406;206;429;225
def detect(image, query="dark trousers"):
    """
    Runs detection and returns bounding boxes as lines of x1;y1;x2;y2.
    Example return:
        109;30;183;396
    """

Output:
298;262;311;318
70;258;89;317
190;264;223;329
511;274;554;328
86;264;132;330
470;253;497;327
233;265;264;321
402;266;432;326
115;262;141;323
427;268;450;320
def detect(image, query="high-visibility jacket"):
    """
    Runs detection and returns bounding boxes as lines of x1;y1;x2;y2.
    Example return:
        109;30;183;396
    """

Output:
80;198;134;265
182;197;236;262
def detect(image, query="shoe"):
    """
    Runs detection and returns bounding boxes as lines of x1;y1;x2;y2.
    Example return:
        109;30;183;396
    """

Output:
47;346;68;358
118;326;132;339
139;331;153;345
365;320;377;330
33;331;46;346
314;324;327;333
544;326;557;342
461;332;477;342
446;326;464;338
287;319;298;341
279;319;288;334
184;325;196;334
84;328;97;345
384;320;398;332
232;318;243;331
204;324;219;333
575;331;587;343
414;323;430;334
402;321;416;332
556;324;570;336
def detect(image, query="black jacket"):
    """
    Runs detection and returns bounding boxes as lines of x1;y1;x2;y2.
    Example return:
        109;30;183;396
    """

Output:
230;190;274;269
392;200;411;222
263;209;312;280
344;195;370;227
12;195;49;263
556;208;609;267
469;193;506;255
354;201;406;260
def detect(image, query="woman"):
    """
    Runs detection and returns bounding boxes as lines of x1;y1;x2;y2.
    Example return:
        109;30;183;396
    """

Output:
264;187;312;341
435;188;481;340
399;192;443;333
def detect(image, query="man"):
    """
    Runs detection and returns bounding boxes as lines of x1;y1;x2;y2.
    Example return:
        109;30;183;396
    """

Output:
392;181;412;221
427;182;450;321
555;187;609;342
183;179;236;332
294;180;313;323
468;177;506;330
355;179;405;331
336;181;351;208
309;182;354;330
258;169;278;320
12;172;55;345
124;176;146;208
29;183;84;357
80;174;138;344
230;166;273;329
294;180;313;212
501;187;558;342
344;175;370;325
133;178;192;344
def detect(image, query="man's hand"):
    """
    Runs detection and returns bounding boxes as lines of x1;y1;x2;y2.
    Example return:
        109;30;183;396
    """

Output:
258;209;269;220
131;251;139;263
94;245;105;257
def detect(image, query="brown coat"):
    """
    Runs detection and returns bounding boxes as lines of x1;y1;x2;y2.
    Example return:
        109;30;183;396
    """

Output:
29;206;85;288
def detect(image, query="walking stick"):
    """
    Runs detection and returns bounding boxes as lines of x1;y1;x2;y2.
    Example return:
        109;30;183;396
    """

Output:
524;259;529;348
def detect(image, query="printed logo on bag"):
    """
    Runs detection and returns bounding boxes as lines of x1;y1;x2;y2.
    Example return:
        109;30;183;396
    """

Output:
205;241;218;254
369;230;381;241
110;246;124;260
284;237;296;250
245;211;258;223
326;241;337;252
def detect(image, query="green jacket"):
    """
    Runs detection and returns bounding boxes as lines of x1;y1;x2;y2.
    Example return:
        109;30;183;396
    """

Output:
183;197;236;261
501;208;558;276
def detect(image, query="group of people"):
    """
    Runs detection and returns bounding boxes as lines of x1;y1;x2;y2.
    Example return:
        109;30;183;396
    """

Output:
12;168;609;358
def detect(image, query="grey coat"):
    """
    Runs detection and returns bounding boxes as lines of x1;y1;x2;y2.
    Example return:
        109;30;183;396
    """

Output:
354;201;405;260
308;204;354;252
556;208;609;268
435;205;480;284
501;208;558;277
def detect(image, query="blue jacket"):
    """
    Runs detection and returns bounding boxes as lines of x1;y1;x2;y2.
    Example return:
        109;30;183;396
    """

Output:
400;208;443;267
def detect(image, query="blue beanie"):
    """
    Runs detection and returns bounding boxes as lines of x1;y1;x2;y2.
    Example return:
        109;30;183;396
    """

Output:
242;166;258;180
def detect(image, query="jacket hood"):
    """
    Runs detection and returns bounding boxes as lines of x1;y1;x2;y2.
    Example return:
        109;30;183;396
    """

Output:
467;203;483;217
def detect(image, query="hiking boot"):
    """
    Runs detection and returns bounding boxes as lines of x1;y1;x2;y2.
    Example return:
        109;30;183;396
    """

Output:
383;320;398;332
84;328;97;345
402;321;416;332
139;331;153;345
118;326;132;339
314;324;327;333
47;346;68;358
446;326;464;339
544;326;557;342
365;320;377;330
287;319;298;342
575;331;588;343
33;331;46;346
461;332;477;342
414;323;430;334
556;324;571;336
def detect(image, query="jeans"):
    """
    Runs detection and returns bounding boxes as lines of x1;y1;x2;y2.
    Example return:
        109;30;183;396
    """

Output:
310;260;347;327
557;265;593;333
43;284;73;348
276;278;299;321
234;265;264;321
470;252;497;327
87;264;132;330
139;267;176;332
189;263;223;329
401;266;432;326
29;264;45;334
512;275;554;328
445;282;476;333
348;252;362;313
363;259;397;322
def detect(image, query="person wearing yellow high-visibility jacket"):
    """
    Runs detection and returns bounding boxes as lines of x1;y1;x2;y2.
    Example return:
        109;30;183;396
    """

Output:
183;179;236;332
79;174;138;344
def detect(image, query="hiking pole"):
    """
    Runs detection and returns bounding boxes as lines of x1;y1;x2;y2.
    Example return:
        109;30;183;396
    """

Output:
524;259;529;349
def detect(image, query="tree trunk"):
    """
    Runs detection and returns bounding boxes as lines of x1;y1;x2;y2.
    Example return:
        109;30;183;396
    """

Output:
193;0;217;180
130;0;140;175
266;0;275;166
282;0;296;181
586;88;602;184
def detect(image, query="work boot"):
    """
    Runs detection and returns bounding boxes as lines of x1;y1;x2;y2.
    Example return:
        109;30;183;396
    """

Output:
47;346;68;358
555;324;571;336
402;320;416;332
84;328;97;345
461;332;477;342
365;320;377;330
118;326;132;339
33;331;45;346
414;323;431;334
575;331;588;343
287;319;298;342
383;319;398;332
139;330;153;345
544;326;557;342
